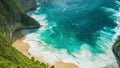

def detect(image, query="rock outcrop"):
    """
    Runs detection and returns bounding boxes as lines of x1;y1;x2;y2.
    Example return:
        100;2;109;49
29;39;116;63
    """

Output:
18;0;37;12
0;0;40;39
112;36;120;67
0;0;48;68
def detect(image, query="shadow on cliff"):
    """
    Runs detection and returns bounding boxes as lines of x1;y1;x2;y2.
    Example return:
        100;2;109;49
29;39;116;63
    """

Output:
0;0;40;41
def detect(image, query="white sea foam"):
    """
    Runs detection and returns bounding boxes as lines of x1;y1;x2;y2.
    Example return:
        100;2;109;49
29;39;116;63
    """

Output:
22;21;117;68
113;10;120;41
21;2;120;68
22;30;117;68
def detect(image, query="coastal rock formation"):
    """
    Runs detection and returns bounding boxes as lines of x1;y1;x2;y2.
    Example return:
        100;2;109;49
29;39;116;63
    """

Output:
18;0;37;12
0;0;40;39
0;0;49;68
112;37;120;66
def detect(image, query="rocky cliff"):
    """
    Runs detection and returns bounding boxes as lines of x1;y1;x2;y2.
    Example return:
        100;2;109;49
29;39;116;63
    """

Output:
18;0;37;12
0;0;48;68
112;37;120;66
0;0;40;39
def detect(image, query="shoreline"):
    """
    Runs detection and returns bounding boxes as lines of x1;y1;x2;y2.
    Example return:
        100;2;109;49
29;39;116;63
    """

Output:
12;31;52;67
12;31;78;68
12;31;119;68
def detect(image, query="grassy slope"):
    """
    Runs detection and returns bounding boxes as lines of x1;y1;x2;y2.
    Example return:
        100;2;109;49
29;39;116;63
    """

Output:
0;33;47;68
0;0;52;68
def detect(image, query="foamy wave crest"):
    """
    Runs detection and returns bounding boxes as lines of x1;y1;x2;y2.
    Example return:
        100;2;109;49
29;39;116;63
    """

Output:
21;1;120;68
22;28;117;68
27;9;48;31
113;9;120;41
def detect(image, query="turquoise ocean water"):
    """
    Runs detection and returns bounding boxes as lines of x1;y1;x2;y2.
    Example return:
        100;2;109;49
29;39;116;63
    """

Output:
23;0;120;68
36;0;116;54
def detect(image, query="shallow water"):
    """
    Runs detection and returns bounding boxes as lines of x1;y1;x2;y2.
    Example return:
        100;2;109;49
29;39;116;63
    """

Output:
22;0;120;68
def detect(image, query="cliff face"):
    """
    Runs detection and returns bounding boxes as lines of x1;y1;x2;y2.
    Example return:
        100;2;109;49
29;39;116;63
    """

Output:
0;0;40;39
112;37;120;66
18;0;37;12
0;0;47;68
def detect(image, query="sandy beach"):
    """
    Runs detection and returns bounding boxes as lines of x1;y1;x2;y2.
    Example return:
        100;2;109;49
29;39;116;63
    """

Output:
11;18;118;68
55;62;78;68
12;31;78;68
12;31;119;68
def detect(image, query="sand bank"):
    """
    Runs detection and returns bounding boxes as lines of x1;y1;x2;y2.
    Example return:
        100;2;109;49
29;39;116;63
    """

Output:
12;31;78;68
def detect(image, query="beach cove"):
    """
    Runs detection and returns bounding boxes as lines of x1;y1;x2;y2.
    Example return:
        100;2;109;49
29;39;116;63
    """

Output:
12;0;120;68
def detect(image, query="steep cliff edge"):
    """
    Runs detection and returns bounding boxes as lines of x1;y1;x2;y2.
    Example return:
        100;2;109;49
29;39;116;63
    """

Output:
0;0;40;39
18;0;37;12
112;37;120;66
0;0;48;68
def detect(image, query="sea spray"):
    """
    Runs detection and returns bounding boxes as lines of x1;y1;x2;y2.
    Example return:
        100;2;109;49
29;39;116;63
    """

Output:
21;0;120;68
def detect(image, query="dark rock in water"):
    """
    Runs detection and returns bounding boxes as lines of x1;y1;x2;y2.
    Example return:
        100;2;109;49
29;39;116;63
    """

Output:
112;36;120;67
18;0;37;12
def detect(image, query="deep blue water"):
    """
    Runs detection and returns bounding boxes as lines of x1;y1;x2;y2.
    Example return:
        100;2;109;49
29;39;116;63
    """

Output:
35;0;120;54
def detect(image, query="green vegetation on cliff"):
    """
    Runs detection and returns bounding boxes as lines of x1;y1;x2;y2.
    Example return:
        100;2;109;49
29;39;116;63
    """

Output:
0;0;53;68
0;32;46;68
0;0;40;39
